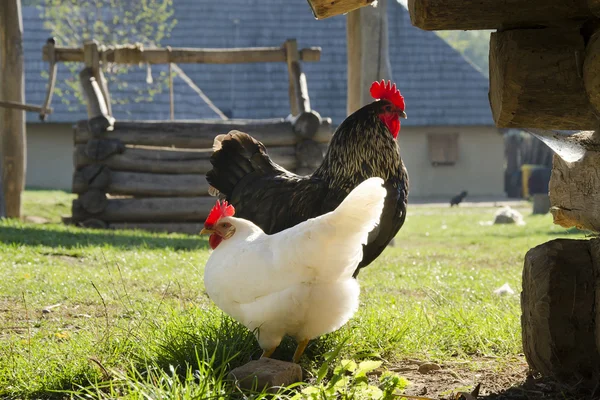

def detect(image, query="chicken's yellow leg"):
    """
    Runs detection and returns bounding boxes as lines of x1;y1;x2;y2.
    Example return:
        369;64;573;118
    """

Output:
261;347;276;358
292;339;309;363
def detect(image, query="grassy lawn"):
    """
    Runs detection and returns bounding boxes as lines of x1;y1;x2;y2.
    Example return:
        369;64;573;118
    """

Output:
0;191;587;399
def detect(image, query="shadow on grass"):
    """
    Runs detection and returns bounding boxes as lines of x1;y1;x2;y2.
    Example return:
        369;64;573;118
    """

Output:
0;225;209;251
481;375;597;400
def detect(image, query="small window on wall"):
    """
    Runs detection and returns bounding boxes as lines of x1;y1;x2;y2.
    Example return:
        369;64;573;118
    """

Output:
427;133;458;166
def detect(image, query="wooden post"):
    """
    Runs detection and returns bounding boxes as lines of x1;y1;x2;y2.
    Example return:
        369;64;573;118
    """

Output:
284;39;300;116
346;0;392;115
0;0;26;218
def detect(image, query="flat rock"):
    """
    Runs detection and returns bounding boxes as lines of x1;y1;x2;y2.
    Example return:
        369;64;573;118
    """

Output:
228;358;302;391
418;362;441;374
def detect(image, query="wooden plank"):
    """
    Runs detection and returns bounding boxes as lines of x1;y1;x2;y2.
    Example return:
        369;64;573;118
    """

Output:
0;0;25;218
284;39;300;116
109;222;204;235
0;100;52;114
72;196;217;222
550;148;600;232
74;119;333;147
308;0;376;20
73;144;298;173
346;0;393;115
45;44;322;64
407;0;591;30
79;67;114;133
73;169;211;197
489;28;596;129
40;37;56;121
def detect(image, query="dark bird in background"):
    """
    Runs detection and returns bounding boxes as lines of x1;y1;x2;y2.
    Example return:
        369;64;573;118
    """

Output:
206;80;409;277
450;191;468;207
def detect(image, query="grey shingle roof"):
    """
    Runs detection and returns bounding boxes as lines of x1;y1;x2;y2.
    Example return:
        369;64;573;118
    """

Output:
22;1;493;126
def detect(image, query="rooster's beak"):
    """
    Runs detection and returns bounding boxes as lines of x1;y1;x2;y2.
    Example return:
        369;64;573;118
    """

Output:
399;110;407;119
200;228;215;235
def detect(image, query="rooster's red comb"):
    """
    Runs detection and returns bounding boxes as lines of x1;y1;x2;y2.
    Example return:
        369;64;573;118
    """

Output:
204;200;235;227
370;80;405;110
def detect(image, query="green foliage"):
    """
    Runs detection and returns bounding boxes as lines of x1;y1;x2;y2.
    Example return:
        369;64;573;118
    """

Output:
294;358;408;399
436;30;492;76
40;0;177;110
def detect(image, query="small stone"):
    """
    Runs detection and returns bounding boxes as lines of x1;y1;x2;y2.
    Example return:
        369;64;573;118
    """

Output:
418;362;441;374
229;358;302;392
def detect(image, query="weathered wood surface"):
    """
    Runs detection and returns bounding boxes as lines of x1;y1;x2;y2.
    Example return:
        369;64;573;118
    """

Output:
0;100;52;114
0;0;26;218
109;222;204;235
550;149;600;232
307;0;376;20
73;167;210;197
44;44;321;64
346;0;392;115
74;143;298;173
74;119;333;147
408;0;591;30
72;196;216;222
40;37;57;121
490;28;597;129
285;40;300;116
79;68;114;134
583;29;600;115
522;238;600;382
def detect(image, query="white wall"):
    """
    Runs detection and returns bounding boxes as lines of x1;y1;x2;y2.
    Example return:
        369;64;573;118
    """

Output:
400;125;505;198
26;123;73;190
25;123;505;199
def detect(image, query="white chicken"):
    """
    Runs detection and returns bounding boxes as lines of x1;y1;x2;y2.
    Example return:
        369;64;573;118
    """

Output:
200;177;387;363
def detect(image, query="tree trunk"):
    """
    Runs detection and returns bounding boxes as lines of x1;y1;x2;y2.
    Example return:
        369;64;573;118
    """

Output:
346;0;392;115
0;0;25;218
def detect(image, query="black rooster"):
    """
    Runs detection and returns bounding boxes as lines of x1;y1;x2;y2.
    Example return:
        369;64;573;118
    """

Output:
206;80;409;277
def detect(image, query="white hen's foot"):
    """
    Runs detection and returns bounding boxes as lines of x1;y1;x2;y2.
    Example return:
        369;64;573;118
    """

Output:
261;347;276;359
292;339;309;363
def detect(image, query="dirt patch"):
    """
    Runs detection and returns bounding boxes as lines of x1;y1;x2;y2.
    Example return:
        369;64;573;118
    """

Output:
392;356;597;400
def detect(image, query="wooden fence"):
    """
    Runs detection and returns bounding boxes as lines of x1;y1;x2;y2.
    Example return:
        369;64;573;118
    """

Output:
48;40;333;233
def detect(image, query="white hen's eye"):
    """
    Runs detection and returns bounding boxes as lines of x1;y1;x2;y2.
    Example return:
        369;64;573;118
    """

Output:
221;222;231;229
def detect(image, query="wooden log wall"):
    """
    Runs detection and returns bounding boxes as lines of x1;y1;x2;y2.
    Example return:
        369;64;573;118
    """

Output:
70;116;333;233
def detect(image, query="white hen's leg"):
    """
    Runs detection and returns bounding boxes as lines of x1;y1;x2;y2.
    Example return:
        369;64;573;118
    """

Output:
292;339;309;363
261;347;277;358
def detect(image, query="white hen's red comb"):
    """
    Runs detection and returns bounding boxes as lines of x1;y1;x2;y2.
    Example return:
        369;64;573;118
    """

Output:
204;200;235;227
370;80;405;110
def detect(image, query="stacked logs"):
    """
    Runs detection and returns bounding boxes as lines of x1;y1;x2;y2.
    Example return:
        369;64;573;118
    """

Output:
67;39;332;234
71;117;332;233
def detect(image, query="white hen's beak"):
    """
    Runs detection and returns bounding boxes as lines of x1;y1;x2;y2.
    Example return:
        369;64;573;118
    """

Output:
200;228;215;235
399;110;407;119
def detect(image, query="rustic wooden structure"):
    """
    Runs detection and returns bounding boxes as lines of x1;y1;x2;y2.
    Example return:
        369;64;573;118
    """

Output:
0;0;25;218
48;40;333;232
306;0;376;20
406;0;600;384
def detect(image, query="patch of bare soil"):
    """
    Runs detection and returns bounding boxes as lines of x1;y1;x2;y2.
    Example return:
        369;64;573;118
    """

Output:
393;356;599;400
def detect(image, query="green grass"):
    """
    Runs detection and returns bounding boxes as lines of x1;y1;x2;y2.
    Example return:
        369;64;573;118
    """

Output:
0;191;588;399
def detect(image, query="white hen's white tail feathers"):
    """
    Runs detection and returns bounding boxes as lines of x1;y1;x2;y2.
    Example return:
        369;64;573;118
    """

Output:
271;177;387;282
330;177;387;237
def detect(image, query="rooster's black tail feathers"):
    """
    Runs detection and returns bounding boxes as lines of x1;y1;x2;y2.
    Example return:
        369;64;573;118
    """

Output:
207;131;275;198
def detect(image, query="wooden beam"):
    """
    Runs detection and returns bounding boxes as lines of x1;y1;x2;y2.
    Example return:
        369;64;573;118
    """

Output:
408;0;591;30
79;67;114;134
73;143;299;173
44;43;322;64
73;167;211;197
0;0;25;218
0;100;52;114
284;40;300;116
489;28;597;129
346;0;392;115
40;37;56;121
74;118;333;148
550;147;600;232
307;0;376;20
